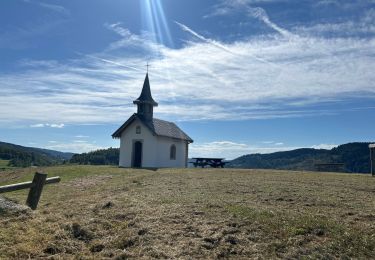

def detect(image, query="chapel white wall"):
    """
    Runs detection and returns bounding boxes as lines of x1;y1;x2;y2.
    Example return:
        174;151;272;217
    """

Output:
155;136;187;168
119;119;157;168
119;120;188;168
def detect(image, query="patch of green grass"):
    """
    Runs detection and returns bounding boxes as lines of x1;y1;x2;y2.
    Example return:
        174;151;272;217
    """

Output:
227;205;275;220
0;159;12;170
227;204;333;238
0;165;133;186
0;159;9;167
226;204;375;258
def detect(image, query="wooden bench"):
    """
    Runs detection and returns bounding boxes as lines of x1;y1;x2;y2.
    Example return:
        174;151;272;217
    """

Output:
191;158;226;168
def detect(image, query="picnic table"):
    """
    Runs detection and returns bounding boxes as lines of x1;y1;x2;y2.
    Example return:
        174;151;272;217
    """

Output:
191;158;226;168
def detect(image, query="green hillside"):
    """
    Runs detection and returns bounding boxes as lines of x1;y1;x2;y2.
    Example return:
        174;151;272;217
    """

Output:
228;142;373;173
70;148;119;165
0;141;73;167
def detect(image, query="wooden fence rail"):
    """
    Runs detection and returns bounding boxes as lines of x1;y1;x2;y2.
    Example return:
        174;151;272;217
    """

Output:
0;172;60;210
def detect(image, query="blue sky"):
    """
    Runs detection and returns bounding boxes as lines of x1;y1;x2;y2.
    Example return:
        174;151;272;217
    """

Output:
0;0;374;159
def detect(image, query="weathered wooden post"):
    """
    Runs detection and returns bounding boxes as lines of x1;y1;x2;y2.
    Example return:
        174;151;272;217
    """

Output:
0;173;60;210
26;172;47;210
370;144;375;176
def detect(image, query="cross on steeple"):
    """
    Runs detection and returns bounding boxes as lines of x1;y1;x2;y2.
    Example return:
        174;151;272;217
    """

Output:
146;62;151;73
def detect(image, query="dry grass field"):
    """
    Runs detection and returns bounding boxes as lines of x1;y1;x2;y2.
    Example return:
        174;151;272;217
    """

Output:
1;166;375;259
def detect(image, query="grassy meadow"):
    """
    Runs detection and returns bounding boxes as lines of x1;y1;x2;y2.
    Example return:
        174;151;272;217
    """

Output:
1;165;375;259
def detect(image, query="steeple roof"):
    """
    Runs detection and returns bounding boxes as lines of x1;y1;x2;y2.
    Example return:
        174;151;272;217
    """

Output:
133;73;158;106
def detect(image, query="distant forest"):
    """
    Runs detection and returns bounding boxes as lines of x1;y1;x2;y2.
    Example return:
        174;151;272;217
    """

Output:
70;148;119;165
227;142;373;173
0;141;73;167
1;141;373;173
70;142;372;172
0;141;118;167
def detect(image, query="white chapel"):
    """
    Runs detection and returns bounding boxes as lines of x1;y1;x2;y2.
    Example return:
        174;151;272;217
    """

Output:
112;73;193;168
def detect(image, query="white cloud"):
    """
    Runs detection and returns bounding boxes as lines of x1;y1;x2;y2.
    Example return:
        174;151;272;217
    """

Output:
189;141;344;160
314;1;374;9
44;142;104;153
311;144;338;150
175;21;237;55
248;146;301;154
190;141;339;159
294;9;375;37
75;135;89;138
261;141;285;145
246;6;294;38
38;2;70;15
190;141;251;159
30;123;45;128
49;123;65;128
104;23;162;52
207;0;295;38
24;0;70;15
1;20;374;126
29;123;65;128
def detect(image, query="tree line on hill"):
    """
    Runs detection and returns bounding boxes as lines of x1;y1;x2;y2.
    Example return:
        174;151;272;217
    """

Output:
0;141;72;167
0;141;118;167
1;140;373;173
0;148;54;167
227;142;373;173
70;148;119;165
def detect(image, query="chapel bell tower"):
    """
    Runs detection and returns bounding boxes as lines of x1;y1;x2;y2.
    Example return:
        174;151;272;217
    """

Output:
133;73;158;122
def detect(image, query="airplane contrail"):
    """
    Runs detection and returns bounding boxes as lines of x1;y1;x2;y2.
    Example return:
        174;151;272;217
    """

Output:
175;21;279;67
175;21;238;55
75;52;172;80
246;7;295;39
76;52;143;72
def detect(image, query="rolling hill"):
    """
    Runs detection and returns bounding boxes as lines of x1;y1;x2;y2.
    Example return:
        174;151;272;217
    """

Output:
70;148;119;165
0;141;74;167
1;141;373;172
227;142;373;173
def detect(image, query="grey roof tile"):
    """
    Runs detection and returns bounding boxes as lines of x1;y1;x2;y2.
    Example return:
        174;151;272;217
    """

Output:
146;118;193;142
112;114;193;143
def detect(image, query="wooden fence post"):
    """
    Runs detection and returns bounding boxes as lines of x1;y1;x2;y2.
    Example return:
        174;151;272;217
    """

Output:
370;144;375;176
372;149;375;177
26;172;47;210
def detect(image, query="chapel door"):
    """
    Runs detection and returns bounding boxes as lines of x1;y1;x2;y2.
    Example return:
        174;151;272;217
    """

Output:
133;141;142;168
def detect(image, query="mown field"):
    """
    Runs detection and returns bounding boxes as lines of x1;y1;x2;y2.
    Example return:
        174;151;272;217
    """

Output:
1;166;375;259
